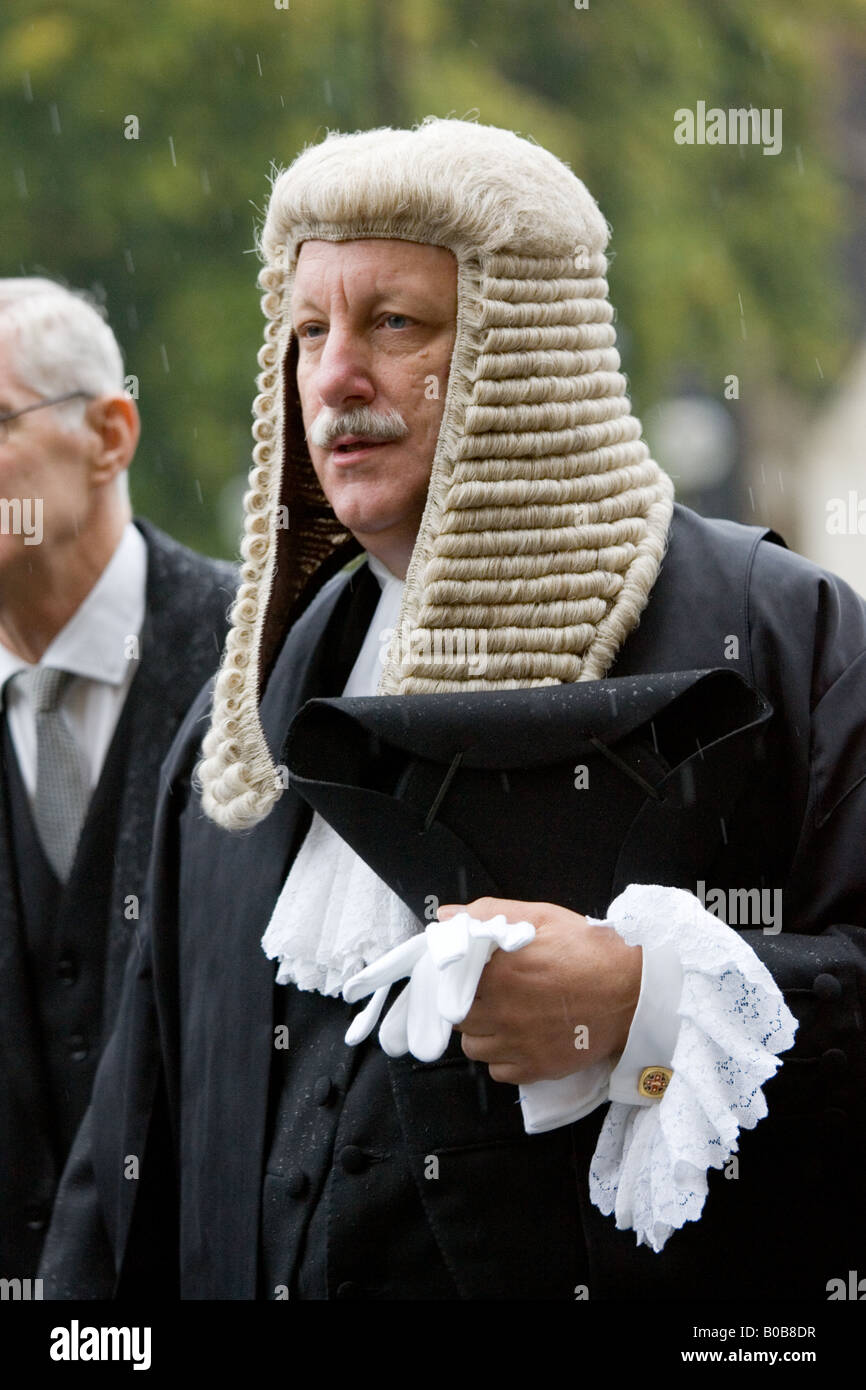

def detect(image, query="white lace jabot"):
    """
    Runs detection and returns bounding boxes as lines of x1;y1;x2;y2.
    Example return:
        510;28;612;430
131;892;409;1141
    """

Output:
261;553;419;994
261;809;421;995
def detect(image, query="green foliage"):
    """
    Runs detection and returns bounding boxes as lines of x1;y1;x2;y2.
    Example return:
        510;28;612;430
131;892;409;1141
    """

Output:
0;0;862;554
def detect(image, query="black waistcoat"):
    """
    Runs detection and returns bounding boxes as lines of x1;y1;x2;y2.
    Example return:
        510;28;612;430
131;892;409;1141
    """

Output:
261;981;595;1299
261;987;464;1300
2;701;131;1151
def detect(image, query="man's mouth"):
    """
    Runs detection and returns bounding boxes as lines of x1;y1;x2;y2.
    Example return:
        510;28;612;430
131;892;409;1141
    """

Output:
330;435;391;459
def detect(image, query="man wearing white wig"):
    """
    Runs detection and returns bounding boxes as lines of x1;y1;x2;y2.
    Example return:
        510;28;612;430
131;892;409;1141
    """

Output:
42;119;865;1300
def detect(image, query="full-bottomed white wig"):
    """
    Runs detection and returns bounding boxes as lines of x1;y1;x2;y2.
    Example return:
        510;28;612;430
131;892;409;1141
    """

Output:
199;117;674;831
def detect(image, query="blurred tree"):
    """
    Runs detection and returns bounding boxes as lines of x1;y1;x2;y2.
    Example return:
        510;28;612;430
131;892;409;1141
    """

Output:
0;0;863;554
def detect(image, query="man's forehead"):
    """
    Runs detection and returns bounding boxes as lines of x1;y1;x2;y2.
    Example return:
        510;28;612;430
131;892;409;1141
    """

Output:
292;238;456;297
297;236;451;261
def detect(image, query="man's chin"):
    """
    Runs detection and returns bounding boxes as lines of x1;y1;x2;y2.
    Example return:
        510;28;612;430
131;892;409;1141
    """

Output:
332;513;401;543
325;491;421;539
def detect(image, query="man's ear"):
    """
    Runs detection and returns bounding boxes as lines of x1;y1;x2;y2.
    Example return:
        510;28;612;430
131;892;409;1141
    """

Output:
85;393;140;488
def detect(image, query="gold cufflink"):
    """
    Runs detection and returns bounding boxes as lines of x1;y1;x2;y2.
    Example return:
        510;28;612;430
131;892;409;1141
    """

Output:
638;1065;673;1099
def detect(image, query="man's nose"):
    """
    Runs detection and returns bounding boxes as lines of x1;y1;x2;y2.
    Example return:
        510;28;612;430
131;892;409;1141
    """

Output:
313;326;375;410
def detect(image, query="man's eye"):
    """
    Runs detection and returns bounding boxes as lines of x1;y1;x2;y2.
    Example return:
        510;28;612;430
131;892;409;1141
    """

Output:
298;324;326;340
382;314;411;329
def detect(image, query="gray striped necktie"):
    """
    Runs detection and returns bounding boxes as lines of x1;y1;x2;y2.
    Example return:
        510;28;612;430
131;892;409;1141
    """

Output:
10;666;89;882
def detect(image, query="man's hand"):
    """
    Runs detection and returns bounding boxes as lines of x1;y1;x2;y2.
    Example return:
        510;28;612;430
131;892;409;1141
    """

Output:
437;897;643;1086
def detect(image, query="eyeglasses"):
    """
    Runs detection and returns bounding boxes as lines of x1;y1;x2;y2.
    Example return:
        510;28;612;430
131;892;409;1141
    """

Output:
0;390;95;443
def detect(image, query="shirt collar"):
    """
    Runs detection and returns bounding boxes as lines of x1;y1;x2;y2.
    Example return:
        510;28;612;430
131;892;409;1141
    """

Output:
365;551;405;592
0;522;147;693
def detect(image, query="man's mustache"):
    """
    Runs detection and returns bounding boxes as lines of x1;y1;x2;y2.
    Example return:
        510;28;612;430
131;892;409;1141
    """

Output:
308;405;410;449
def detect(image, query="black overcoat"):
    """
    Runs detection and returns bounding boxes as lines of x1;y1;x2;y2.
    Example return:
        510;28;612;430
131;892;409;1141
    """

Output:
39;505;866;1299
0;519;235;1277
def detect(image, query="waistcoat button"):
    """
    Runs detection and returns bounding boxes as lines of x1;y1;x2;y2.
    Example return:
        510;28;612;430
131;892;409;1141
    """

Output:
812;973;842;1001
339;1144;366;1174
24;1204;48;1233
286;1168;308;1199
56;956;77;985
314;1076;334;1106
820;1047;847;1074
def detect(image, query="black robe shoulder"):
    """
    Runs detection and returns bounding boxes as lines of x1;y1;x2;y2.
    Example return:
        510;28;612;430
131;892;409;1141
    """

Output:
39;505;866;1300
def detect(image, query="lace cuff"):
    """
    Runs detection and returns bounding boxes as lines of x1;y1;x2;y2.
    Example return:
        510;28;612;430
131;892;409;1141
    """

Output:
586;883;797;1253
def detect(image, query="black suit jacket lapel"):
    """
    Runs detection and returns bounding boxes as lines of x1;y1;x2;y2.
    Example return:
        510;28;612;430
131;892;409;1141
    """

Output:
99;521;235;1029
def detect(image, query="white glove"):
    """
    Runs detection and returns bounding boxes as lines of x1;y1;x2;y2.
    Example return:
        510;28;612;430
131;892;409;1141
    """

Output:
342;911;611;1135
342;912;535;1062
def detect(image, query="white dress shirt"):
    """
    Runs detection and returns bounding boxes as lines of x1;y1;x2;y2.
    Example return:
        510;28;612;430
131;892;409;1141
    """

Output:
341;551;405;697
0;522;147;805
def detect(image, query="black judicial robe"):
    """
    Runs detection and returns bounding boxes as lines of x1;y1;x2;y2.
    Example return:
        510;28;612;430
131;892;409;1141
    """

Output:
0;520;236;1278
40;505;866;1299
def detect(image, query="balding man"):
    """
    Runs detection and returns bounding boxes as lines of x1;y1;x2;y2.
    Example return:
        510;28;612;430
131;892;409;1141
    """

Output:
0;279;235;1278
